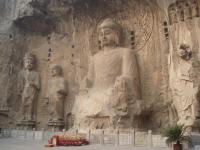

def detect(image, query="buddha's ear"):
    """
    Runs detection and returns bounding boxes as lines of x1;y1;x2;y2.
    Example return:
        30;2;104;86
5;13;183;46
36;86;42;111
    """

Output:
98;40;101;50
114;31;121;46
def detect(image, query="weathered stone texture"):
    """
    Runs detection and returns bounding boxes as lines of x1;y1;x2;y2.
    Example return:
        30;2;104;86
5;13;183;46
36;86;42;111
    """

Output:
0;0;200;132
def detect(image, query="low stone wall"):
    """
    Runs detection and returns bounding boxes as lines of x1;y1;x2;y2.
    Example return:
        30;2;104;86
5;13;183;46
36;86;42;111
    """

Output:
1;128;168;148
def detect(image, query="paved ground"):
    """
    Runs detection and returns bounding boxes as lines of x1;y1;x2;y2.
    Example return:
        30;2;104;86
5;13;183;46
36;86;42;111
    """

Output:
0;138;170;150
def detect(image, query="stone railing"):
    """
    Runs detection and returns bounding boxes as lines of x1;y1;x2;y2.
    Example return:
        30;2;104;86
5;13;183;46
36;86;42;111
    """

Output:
0;128;168;148
3;128;200;149
0;106;9;113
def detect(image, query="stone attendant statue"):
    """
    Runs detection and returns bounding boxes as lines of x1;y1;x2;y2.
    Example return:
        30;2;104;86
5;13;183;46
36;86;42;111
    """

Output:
168;3;178;25
48;65;67;122
19;53;40;121
73;19;141;130
173;44;200;129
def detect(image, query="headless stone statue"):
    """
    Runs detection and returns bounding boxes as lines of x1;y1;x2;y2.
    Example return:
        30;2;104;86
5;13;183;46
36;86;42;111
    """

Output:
19;53;40;122
73;19;141;130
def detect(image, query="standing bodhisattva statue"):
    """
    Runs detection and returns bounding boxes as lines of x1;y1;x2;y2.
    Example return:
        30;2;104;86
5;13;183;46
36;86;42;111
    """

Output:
19;53;40;121
73;19;141;130
48;65;67;122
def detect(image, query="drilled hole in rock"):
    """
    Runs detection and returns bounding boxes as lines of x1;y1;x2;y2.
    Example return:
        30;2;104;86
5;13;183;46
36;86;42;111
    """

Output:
130;31;134;35
131;37;134;41
72;45;75;48
131;42;135;46
9;35;13;39
163;21;167;26
164;28;168;33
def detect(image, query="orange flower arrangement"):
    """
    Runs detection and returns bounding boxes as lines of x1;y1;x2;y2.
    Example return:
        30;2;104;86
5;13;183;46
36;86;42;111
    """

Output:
47;134;89;146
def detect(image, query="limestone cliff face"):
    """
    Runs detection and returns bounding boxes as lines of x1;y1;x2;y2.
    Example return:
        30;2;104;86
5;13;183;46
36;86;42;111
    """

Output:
0;0;199;132
0;0;31;127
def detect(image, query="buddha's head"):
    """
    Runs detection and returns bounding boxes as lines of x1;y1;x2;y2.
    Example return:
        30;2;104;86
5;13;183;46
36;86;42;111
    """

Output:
24;53;35;70
98;18;122;48
51;64;62;77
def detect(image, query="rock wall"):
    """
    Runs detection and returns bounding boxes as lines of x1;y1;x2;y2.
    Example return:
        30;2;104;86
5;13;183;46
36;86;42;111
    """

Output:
0;0;200;132
0;0;31;128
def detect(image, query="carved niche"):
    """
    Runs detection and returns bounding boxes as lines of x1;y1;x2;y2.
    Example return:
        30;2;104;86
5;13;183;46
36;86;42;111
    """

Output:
168;0;199;25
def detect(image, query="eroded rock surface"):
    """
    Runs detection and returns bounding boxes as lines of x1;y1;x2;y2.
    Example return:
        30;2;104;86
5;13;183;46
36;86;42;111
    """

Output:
0;0;200;132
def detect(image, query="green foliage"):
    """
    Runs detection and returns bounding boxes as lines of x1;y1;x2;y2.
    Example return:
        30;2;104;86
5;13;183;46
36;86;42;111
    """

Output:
161;124;191;145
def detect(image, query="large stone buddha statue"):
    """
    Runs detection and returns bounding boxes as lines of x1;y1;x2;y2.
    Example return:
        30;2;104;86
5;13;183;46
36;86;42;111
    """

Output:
73;19;141;130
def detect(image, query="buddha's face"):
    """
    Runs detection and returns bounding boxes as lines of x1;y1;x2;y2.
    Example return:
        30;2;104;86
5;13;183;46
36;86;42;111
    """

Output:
24;59;34;70
51;66;61;77
99;28;118;48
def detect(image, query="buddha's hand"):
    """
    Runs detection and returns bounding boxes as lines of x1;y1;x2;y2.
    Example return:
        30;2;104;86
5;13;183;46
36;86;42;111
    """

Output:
57;90;67;96
56;90;66;99
113;76;128;94
28;83;35;88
